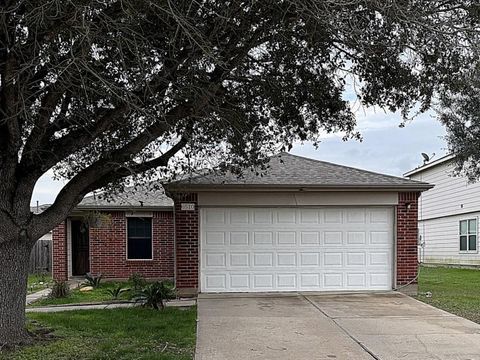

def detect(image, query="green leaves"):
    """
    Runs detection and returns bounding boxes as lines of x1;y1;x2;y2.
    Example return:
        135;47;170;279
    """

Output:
84;273;103;289
133;281;175;310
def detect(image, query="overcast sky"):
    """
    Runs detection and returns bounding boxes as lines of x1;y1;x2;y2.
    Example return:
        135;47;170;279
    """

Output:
31;107;447;206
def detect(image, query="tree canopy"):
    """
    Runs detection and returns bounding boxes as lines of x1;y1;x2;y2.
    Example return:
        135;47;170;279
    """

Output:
1;0;477;242
440;59;480;180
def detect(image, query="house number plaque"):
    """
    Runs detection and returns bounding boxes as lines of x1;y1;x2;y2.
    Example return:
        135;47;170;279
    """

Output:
180;203;195;211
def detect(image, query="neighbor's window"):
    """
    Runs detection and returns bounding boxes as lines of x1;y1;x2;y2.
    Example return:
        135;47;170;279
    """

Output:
127;217;153;260
460;219;477;252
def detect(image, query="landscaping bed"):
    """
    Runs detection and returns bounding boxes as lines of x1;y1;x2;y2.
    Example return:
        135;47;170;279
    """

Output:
416;265;480;324
30;281;132;307
1;307;196;360
29;275;175;308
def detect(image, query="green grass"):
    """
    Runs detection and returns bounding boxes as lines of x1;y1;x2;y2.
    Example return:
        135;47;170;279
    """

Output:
31;282;133;307
0;307;196;360
27;274;52;294
417;266;480;324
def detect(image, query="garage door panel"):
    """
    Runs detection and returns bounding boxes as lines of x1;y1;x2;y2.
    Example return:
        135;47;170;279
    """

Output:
230;209;249;224
346;209;366;223
230;274;250;289
278;232;296;245
300;209;319;224
347;273;366;287
253;232;273;245
201;207;393;292
324;231;343;245
300;232;319;245
230;232;249;245
277;252;297;266
370;231;390;245
277;209;296;223
277;273;297;288
324;209;342;223
205;231;225;245
230;252;250;267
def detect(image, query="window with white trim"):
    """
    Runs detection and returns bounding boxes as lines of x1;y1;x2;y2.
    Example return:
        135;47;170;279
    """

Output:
127;217;153;260
459;219;477;252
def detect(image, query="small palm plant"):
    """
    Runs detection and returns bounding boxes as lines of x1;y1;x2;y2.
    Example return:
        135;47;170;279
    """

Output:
107;284;131;300
50;281;70;298
134;281;175;310
84;272;103;288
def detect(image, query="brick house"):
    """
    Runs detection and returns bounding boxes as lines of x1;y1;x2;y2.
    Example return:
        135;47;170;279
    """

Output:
52;153;432;295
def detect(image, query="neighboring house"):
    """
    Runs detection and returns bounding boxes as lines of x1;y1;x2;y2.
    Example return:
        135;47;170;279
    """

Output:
30;203;53;273
31;203;52;241
52;153;431;295
406;154;480;266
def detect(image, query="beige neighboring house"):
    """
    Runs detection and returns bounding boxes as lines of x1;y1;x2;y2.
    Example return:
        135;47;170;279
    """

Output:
405;154;480;266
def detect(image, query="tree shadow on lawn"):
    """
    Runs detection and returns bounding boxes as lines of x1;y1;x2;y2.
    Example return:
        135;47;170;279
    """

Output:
0;307;197;360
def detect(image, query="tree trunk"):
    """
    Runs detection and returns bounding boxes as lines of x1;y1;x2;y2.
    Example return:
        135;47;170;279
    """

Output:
0;239;33;346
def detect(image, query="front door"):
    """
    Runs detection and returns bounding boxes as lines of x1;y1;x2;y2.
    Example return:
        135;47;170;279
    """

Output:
71;220;90;276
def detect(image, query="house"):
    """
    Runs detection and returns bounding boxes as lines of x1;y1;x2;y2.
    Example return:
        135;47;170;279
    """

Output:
31;203;52;241
406;154;480;266
52;153;432;295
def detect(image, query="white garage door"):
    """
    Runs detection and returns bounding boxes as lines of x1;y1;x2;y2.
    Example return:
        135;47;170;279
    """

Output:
200;207;394;293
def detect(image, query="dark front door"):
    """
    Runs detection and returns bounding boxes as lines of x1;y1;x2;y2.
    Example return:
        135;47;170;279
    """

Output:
71;220;90;276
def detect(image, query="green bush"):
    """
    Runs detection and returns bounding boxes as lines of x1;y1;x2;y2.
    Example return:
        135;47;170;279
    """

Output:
84;272;103;288
50;281;70;298
128;273;146;290
134;281;175;310
107;284;131;300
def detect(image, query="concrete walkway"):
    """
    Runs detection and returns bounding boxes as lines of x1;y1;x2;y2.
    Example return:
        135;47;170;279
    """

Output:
27;299;196;313
26;288;51;305
196;292;480;360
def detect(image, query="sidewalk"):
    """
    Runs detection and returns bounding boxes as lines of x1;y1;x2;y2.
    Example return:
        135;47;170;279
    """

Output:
27;299;196;313
26;288;51;305
26;279;81;305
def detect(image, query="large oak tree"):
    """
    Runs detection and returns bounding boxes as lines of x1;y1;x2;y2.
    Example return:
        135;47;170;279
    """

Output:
0;0;478;346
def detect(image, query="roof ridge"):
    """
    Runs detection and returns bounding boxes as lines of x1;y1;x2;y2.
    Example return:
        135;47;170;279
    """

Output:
278;152;417;182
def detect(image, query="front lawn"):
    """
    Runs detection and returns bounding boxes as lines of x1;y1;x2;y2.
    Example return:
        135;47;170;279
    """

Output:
417;266;480;324
1;307;196;360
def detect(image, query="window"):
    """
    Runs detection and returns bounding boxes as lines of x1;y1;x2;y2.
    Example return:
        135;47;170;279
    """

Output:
460;219;477;252
127;217;152;260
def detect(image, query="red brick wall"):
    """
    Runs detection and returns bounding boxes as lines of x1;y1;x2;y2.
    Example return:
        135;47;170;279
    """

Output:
51;211;175;281
397;192;420;285
52;221;68;281
89;211;174;279
173;193;199;291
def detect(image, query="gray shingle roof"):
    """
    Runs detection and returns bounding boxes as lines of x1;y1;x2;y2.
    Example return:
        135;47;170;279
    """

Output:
168;152;432;190
77;185;173;210
30;204;51;215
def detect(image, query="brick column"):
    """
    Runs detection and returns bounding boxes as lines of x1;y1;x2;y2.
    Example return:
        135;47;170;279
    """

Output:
396;192;419;292
174;193;199;296
52;221;68;281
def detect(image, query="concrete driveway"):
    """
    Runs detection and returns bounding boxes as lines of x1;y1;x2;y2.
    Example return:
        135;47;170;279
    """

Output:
196;292;480;360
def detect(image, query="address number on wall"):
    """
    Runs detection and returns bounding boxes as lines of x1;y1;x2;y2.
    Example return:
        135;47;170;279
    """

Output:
180;203;195;211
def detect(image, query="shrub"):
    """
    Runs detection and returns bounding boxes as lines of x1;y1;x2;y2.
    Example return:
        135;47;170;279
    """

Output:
50;281;69;298
134;281;175;310
129;273;146;290
84;272;103;288
107;284;131;300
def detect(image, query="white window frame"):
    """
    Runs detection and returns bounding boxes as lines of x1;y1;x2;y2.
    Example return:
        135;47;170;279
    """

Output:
459;218;478;253
126;216;154;261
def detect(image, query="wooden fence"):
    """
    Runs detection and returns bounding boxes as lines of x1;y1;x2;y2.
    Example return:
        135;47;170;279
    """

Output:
29;239;52;274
